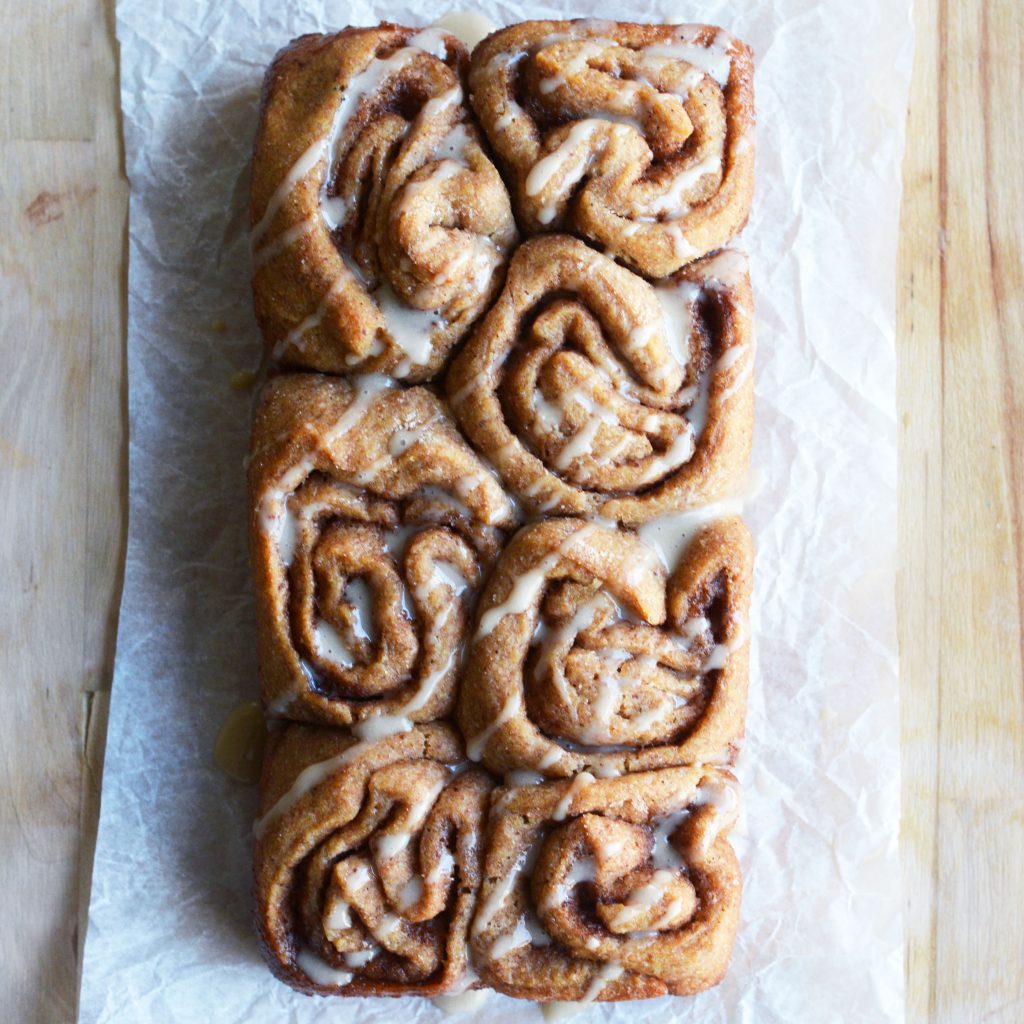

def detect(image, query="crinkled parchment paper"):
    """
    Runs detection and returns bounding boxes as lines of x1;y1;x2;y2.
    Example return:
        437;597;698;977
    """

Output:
80;1;912;1021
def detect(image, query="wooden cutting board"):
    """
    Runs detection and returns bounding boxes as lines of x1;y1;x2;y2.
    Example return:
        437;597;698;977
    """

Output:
0;1;1021;1021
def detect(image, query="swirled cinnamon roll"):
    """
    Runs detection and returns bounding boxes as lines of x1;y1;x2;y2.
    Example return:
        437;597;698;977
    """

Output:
251;26;518;380
255;721;492;996
458;516;752;778
447;236;754;523
470;765;741;1001
249;372;518;728
469;20;754;276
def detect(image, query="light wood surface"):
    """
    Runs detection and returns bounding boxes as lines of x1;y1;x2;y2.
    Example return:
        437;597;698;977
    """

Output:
0;1;1021;1022
898;3;1024;1022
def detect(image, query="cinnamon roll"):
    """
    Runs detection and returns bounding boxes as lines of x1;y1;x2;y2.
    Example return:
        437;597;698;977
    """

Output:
249;372;518;728
469;20;754;276
470;765;741;1001
447;235;754;523
458;516;752;778
251;26;518;380
255;721;492;996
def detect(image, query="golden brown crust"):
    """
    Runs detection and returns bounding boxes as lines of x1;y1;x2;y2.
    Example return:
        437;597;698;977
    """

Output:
469;20;754;276
446;236;754;523
248;372;518;727
470;766;741;1001
255;722;492;996
457;517;752;778
246;17;758;1008
251;26;517;380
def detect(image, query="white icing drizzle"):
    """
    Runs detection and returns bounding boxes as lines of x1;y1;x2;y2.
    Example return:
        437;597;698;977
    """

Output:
665;222;700;260
419;484;473;520
714;343;747;375
551;389;621;470
608;868;676;929
375;913;403;940
488;916;532;959
425;847;456;888
538;40;608;95
312;618;354;668
432;10;497;50
475;552;561;640
643;30;732;87
634;427;696;485
343;945;379;968
552;771;596;821
348;863;373;890
258;374;394;566
251;139;327;249
373;778;445;864
419;84;463;124
273;274;350;360
471;847;528;937
542;962;625;1019
703;621;745;671
433;965;485;1011
719;354;754;405
474;524;593;641
538;746;567;771
295;947;353;988
539;855;596;912
692;777;740;855
253;740;375;839
449;370;487;407
643;152;722;218
373;282;443;366
635;492;748;572
325;900;352;931
251;216;316;270
505;769;546;787
525;119;605;197
432;989;489;1014
351;714;414;742
535;594;607;706
466;692;521;761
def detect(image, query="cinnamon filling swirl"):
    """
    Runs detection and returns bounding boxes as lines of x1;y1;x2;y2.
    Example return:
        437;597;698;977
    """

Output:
251;26;518;380
469;19;754;276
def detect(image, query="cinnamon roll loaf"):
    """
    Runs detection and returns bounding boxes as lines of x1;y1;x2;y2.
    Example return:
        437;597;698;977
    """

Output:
459;516;752;778
248;372;517;728
245;16;759;1010
255;722;491;995
251;26;518;380
470;20;754;276
447;235;754;523
470;765;741;1001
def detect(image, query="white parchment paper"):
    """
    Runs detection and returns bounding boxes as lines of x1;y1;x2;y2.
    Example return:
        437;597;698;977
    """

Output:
80;1;912;1021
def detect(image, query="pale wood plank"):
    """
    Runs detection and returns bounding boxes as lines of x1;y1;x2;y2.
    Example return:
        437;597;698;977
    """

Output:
899;1;1024;1022
75;0;128;994
0;136;99;1024
0;0;94;140
896;0;943;1020
0;1;126;1021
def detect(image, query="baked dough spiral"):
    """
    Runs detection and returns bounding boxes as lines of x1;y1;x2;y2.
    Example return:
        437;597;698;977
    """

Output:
255;722;491;996
251;25;518;380
458;516;752;777
249;372;517;728
447;235;754;523
469;19;754;277
469;765;741;1001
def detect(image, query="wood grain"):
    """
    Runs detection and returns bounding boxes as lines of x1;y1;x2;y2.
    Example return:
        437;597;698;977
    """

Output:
898;1;1024;1022
0;1;126;1022
0;0;1021;1021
